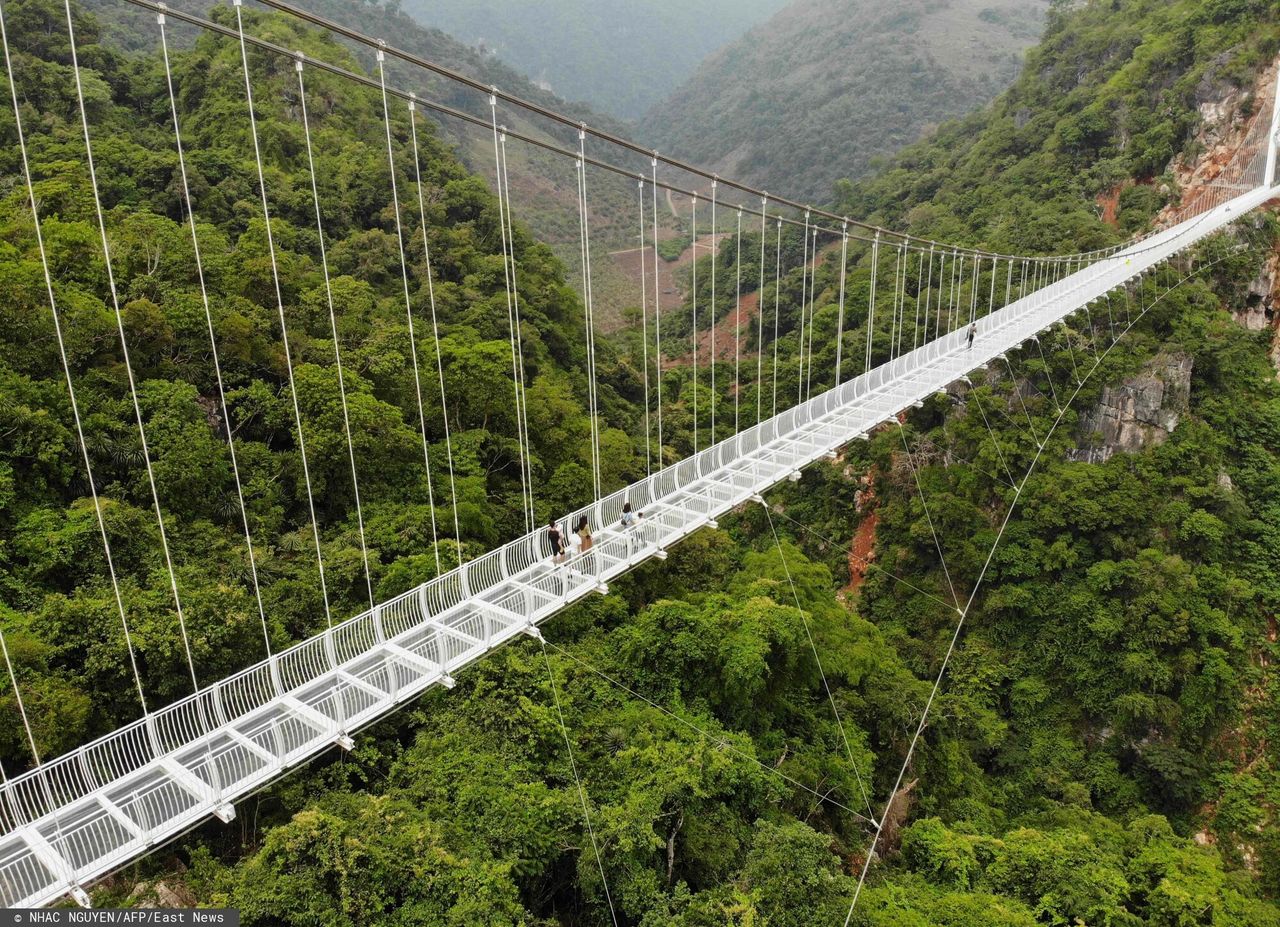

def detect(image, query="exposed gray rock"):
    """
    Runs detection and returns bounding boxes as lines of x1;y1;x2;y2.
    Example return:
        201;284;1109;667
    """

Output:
1236;255;1276;331
128;879;194;909
1073;353;1193;463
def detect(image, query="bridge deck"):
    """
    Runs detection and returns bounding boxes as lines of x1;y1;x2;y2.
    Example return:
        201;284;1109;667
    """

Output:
0;187;1271;908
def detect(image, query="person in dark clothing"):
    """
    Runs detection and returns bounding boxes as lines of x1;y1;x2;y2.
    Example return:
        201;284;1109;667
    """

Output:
547;515;565;562
967;323;976;349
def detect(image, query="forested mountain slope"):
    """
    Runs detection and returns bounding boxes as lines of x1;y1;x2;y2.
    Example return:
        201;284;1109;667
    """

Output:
3;0;1280;922
158;0;1280;922
837;0;1280;252
0;0;644;761
85;0;658;348
642;0;1049;202
399;0;790;121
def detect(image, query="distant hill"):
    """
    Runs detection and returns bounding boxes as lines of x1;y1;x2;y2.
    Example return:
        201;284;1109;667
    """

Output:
398;0;790;121
642;0;1049;203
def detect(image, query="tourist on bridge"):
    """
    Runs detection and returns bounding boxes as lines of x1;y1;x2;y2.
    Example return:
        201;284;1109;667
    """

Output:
547;515;566;563
967;322;977;349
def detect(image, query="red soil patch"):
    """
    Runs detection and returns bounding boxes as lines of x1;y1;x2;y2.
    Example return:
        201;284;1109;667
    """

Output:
1097;182;1127;227
847;509;878;593
844;473;878;594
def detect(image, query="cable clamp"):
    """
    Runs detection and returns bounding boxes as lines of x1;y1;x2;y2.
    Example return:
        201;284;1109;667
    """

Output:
231;0;241;7
579;121;587;142
294;52;304;73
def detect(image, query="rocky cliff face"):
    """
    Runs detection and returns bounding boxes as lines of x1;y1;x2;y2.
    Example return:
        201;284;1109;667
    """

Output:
1156;58;1277;229
1072;353;1193;463
1238;247;1280;373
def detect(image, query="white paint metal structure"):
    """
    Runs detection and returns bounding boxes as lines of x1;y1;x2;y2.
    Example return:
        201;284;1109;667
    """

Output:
0;177;1275;908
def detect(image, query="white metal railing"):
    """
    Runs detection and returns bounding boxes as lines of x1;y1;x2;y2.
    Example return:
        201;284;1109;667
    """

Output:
0;184;1274;909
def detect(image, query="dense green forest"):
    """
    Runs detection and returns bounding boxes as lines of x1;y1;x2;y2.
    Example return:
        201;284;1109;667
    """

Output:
0;0;655;758
643;0;1050;202
2;0;1280;923
399;0;789;121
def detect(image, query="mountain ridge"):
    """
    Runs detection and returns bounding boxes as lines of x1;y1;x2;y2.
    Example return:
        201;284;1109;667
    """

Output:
643;0;1050;203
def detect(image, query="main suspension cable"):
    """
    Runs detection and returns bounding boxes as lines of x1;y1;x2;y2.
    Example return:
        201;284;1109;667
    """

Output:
250;0;1121;264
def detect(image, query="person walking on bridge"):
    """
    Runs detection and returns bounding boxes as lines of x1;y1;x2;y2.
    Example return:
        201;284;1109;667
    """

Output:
547;515;566;563
967;322;977;350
